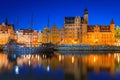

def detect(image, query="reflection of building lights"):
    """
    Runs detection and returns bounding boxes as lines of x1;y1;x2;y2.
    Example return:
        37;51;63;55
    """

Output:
38;56;40;60
59;55;62;62
29;60;31;66
118;57;120;63
43;54;44;58
27;55;31;59
45;55;46;58
24;55;26;58
35;55;38;58
15;66;19;75
94;56;96;62
16;31;18;34
72;56;74;63
62;55;64;60
108;53;111;57
46;65;50;72
32;55;34;58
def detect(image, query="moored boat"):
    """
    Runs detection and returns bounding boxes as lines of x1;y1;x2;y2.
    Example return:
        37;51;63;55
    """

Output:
3;39;40;55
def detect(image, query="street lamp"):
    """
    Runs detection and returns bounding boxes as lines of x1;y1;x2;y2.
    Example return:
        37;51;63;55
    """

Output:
94;39;98;45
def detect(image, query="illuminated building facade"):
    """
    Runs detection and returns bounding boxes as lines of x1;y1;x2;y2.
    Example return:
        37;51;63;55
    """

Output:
0;19;14;45
41;25;61;45
82;20;115;45
41;9;115;45
16;29;39;47
41;26;50;43
59;27;65;44
115;26;120;46
64;16;82;44
63;9;87;44
50;24;60;45
38;31;42;44
64;9;115;45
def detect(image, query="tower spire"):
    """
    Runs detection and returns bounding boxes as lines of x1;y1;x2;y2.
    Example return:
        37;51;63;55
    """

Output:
84;8;88;22
5;17;8;25
110;19;114;24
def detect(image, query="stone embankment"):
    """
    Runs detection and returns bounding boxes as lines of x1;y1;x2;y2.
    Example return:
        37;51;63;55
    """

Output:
55;44;120;51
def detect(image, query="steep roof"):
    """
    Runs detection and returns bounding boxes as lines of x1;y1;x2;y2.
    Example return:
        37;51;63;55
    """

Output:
110;19;115;24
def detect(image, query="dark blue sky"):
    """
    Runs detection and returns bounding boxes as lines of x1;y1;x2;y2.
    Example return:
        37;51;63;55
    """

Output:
0;0;120;30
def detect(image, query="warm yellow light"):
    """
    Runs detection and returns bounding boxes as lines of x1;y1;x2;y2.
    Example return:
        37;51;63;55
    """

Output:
94;56;96;63
94;39;98;43
118;57;120;63
72;56;74;63
72;40;77;44
35;55;38;58
38;55;40;60
59;55;62;62
108;53;111;57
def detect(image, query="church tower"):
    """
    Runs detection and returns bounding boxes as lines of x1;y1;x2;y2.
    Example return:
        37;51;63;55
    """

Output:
110;19;115;33
84;8;88;22
110;19;115;45
5;17;8;25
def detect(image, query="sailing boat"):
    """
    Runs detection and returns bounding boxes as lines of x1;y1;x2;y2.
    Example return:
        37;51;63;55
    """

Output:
3;16;40;55
3;35;40;55
39;16;55;53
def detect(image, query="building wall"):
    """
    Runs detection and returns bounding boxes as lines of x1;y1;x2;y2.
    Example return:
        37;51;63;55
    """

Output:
64;16;82;44
41;25;61;45
0;24;14;45
41;27;50;43
41;9;115;46
50;24;60;45
115;26;120;46
38;31;42;44
16;29;39;46
86;32;114;45
59;28;65;45
82;23;115;46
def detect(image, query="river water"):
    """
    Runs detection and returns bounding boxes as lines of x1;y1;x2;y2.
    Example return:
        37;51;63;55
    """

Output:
0;51;120;80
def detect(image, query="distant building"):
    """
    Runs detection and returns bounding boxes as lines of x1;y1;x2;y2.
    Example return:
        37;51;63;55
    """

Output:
115;26;120;46
82;20;115;45
41;9;115;45
41;24;61;45
59;27;65;44
0;18;14;45
16;29;39;47
50;24;60;44
38;31;42;44
41;26;50;43
63;9;87;44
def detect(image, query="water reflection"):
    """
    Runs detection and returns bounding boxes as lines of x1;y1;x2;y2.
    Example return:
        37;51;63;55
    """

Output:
1;52;120;80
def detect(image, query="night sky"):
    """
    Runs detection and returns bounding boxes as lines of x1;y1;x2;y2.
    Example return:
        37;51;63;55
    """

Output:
0;0;120;31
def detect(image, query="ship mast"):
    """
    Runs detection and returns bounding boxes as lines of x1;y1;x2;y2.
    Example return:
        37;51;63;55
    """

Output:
47;16;51;43
30;13;34;47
